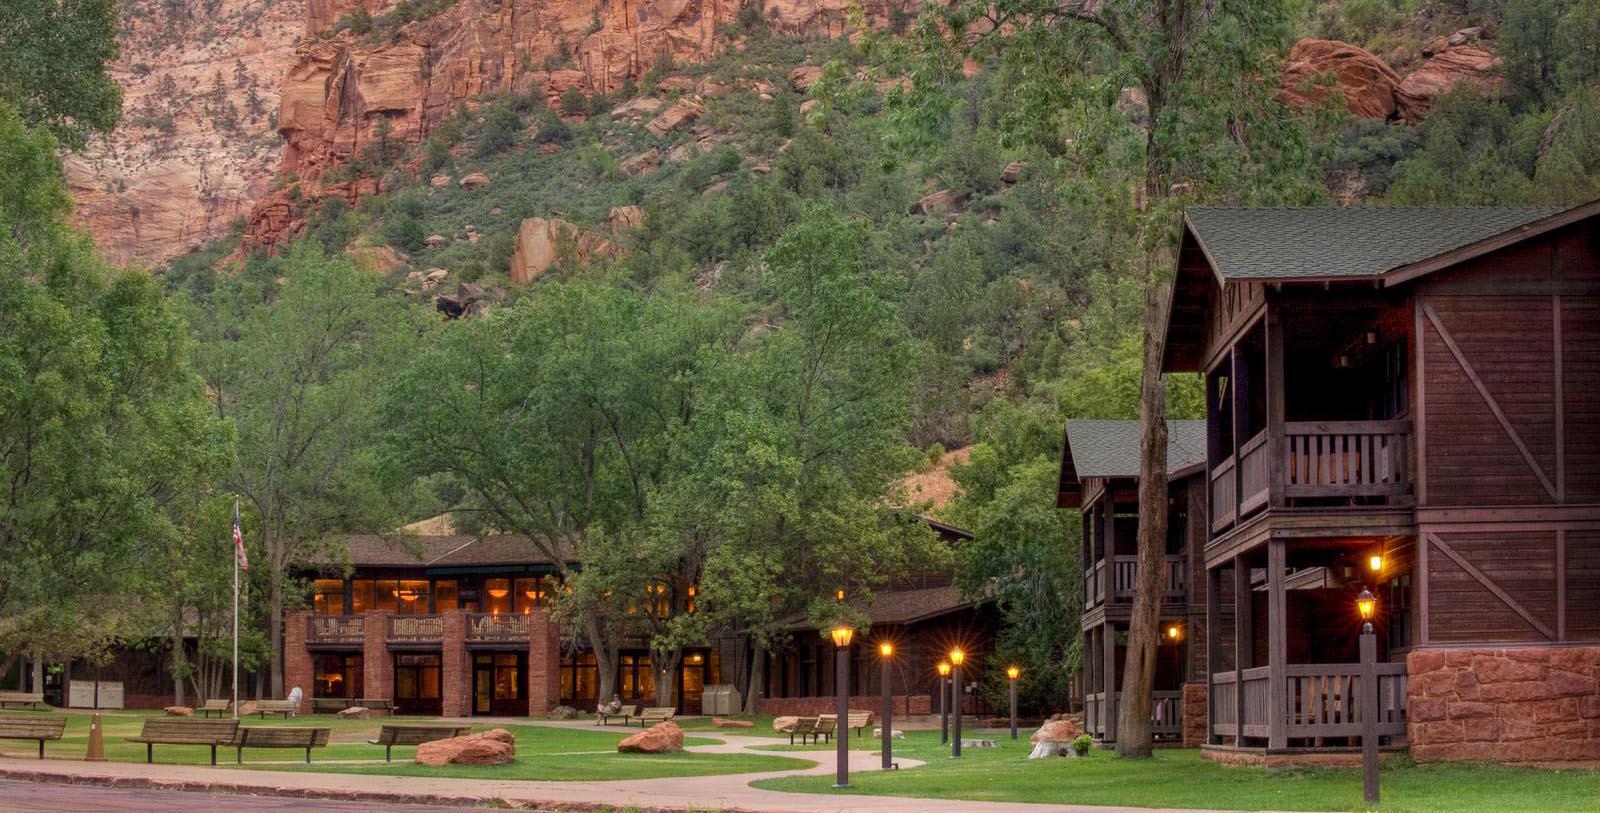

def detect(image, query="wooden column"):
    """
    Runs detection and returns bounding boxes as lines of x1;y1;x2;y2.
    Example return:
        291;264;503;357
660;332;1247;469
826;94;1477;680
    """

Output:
1230;345;1246;518
1264;303;1286;507
1233;555;1249;743
1206;563;1222;745
1103;620;1117;744
1267;540;1287;750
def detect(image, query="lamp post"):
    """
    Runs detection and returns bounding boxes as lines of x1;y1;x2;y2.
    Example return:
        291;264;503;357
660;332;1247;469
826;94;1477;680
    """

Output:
830;624;855;788
878;642;894;770
1006;665;1020;740
1357;587;1379;807
936;661;950;745
949;648;965;758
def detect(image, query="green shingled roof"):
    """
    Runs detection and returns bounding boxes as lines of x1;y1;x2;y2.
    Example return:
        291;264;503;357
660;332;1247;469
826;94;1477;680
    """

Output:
1064;419;1207;479
1185;206;1568;280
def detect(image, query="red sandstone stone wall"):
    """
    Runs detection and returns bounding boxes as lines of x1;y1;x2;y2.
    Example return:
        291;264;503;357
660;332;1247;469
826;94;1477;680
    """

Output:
528;610;562;714
284;610;314;712
757;695;928;717
362;614;392;704
1182;681;1208;748
1407;646;1600;764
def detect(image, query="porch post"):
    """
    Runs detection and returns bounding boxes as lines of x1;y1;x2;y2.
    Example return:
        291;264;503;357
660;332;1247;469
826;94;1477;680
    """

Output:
1102;620;1117;744
1265;302;1286;507
1232;555;1249;743
1104;492;1116;601
1206;563;1221;745
1267;540;1287;750
1230;345;1245;518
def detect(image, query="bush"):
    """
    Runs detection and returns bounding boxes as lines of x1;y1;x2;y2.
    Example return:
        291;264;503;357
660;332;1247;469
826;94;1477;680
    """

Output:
1071;734;1092;756
476;103;523;157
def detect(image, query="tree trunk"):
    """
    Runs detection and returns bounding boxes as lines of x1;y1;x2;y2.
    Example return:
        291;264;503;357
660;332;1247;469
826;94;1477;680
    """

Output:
742;646;766;715
268;570;284;698
170;606;187;706
0;654;18;689
585;617;619;706
653;646;682;709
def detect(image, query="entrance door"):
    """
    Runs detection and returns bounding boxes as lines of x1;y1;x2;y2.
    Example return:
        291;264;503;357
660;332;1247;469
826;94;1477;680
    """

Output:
472;652;525;716
473;657;493;714
393;653;442;715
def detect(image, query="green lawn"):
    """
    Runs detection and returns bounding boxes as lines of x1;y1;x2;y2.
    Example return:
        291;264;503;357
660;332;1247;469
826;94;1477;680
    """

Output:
2;708;809;780
753;731;1600;813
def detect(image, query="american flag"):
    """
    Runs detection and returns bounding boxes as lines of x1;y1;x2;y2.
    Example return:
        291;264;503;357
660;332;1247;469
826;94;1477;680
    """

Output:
233;502;249;571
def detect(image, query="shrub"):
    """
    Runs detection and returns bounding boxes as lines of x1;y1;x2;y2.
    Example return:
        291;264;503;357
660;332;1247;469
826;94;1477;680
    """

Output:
1071;734;1092;757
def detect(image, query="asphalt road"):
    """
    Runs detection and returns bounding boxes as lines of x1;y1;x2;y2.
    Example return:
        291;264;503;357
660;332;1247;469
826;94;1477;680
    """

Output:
0;779;494;812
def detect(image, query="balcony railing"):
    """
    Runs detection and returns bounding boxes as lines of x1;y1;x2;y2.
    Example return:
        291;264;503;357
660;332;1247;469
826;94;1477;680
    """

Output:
466;612;531;643
1211;421;1413;533
387;614;444;644
307;614;364;645
1085;690;1184;741
1212;662;1407;740
1086;555;1187;608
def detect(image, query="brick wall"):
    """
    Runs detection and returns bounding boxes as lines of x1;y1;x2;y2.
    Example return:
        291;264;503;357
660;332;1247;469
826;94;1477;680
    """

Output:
441;611;469;717
757;695;929;716
528;610;562;714
1407;646;1600;764
363;613;392;703
284;610;314;712
1181;681;1207;748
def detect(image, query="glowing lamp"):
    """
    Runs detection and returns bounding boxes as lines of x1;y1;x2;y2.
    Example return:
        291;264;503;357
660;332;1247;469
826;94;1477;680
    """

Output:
949;648;965;667
829;624;855;648
1369;554;1383;573
1357;587;1376;622
836;588;846;601
1166;623;1182;641
1006;665;1020;681
879;642;893;658
488;587;509;599
937;661;951;677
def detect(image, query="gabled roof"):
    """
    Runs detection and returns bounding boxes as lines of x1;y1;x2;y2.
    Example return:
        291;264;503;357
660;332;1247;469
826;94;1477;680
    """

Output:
314;534;571;570
1056;419;1207;508
1184;205;1569;282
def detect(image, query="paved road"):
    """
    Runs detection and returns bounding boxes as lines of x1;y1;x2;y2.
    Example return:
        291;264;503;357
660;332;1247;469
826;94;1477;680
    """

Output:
0;778;485;812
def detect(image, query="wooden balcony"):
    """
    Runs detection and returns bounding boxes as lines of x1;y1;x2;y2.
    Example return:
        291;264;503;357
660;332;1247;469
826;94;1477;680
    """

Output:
1211;421;1413;534
387;614;444;645
1211;662;1408;741
306;614;364;646
1085;555;1187;610
1085;690;1184;742
466;612;531;644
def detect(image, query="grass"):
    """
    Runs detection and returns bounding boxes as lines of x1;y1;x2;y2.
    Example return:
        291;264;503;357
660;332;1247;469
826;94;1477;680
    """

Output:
753;731;1600;813
2;708;810;780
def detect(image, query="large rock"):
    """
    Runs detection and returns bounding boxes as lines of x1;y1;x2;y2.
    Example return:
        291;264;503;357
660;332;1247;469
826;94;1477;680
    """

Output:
1396;47;1499;124
712;717;753;728
415;728;516;766
621;148;662;178
618;721;684;753
336;706;377;719
507;217;617;283
790;65;825;92
912;189;962;216
1278;38;1403;120
645;97;707;136
164;706;193;717
549;705;581;720
608;205;645;232
458;172;490;190
772;716;801;733
1029;717;1083;745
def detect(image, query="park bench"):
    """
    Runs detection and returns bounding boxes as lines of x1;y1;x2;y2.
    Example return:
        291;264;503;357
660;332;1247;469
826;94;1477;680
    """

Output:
127;718;240;766
637;707;676;726
0;714;66;758
254;699;299;718
311;698;350;714
358;698;396;715
0;692;46;710
820;711;873;736
596;704;638;725
368;724;471;762
198;699;231;718
787;716;834;745
232;726;330;764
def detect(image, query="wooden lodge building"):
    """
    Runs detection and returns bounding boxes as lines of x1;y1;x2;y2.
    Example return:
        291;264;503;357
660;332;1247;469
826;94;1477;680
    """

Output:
1060;202;1600;765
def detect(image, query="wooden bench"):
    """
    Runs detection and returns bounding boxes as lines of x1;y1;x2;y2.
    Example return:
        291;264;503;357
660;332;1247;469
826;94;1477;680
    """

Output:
310;697;350;714
254;699;299;718
199;699;231;718
637;706;676;726
787;716;835;745
0;714;66;758
358;698;396;715
596;704;638;725
0;692;46;710
127;718;240;765
367;724;471;762
821;711;873;736
232;726;330;763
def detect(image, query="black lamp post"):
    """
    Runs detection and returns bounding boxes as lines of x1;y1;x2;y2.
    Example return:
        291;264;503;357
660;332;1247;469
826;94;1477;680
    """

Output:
1006;665;1020;740
936;660;950;745
1358;587;1379;806
949;647;964;758
830;624;855;788
878;642;894;770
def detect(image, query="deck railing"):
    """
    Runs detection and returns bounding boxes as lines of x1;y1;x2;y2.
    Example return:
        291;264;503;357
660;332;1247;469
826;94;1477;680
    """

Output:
1212;662;1408;740
387;614;444;644
1085;690;1185;741
1212;421;1413;533
1086;556;1187;608
1084;560;1105;609
307;614;365;645
466;612;531;643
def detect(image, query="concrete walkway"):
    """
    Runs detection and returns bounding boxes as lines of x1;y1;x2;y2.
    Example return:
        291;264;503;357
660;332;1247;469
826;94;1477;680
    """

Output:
0;721;1238;813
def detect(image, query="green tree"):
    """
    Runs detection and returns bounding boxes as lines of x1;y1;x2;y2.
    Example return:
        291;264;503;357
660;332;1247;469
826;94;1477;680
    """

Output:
0;0;122;149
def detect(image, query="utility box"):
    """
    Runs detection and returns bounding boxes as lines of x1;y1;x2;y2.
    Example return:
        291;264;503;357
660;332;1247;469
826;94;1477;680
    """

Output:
700;684;742;715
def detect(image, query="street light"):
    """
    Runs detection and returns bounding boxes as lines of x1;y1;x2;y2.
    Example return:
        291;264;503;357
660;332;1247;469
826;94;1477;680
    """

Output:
829;624;855;788
949;647;965;758
1006;665;1021;740
936;660;951;744
878;641;894;770
1357;587;1379;806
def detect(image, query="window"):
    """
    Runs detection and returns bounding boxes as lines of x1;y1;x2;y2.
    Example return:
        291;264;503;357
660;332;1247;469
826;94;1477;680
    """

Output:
434;580;458;611
494;652;521;700
312;580;344;615
392;580;429;614
514;577;545;613
350;580;375;613
484;578;512;615
312;653;362;698
560;651;598;706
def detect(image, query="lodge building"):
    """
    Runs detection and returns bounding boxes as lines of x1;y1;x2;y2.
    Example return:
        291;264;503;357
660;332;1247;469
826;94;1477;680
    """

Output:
1061;201;1600;765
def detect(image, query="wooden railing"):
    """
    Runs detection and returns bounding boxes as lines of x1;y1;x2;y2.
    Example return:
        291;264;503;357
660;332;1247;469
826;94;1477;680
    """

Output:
466;612;531;643
387;614;444;644
1084;560;1104;609
1238;431;1271;514
1086;556;1187;607
307;614;364;645
1210;455;1237;532
1212;662;1408;741
1284;420;1412;499
1085;690;1184;740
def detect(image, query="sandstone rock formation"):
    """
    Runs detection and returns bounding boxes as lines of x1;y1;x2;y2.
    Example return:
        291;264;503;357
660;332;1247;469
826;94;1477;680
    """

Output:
457;172;490;189
507;217;617;283
618;721;685;753
790;65;825;92
608;205;646;232
1029;716;1084;745
712;717;754;728
772;715;801;733
1396;46;1500;123
335;706;377;719
163;706;193;717
645;97;707;136
1278;38;1404;120
415;728;516;766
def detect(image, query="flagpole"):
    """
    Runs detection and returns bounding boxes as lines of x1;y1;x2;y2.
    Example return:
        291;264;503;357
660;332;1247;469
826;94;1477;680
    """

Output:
232;499;240;720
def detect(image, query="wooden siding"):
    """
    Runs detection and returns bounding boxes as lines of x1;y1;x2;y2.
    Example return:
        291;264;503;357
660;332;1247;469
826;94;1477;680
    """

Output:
1423;531;1560;643
1567;529;1600;640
